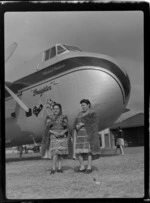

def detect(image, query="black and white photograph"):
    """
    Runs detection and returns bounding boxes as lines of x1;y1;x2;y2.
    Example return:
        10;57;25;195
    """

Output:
2;1;148;200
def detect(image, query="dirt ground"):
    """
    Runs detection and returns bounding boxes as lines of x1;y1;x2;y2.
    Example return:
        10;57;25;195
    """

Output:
5;147;144;199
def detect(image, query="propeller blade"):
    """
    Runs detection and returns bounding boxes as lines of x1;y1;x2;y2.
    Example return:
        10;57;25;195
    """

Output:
5;43;30;113
5;42;17;63
5;85;29;112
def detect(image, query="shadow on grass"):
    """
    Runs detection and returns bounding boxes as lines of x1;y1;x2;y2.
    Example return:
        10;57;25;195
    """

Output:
56;165;99;173
73;165;99;172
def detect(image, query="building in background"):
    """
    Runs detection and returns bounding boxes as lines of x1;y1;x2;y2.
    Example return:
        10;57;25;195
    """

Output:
99;113;144;148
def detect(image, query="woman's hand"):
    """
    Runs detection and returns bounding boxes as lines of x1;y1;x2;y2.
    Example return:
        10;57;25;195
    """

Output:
76;122;84;130
46;120;50;127
49;130;59;137
58;129;68;137
58;132;65;137
49;130;67;138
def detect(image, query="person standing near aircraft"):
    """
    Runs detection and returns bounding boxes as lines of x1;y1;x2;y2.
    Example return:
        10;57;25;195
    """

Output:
74;99;101;174
18;145;23;158
48;103;69;174
114;127;125;155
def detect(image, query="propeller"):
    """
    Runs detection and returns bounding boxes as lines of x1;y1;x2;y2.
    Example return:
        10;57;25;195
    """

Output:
5;85;29;112
5;42;29;112
5;42;17;63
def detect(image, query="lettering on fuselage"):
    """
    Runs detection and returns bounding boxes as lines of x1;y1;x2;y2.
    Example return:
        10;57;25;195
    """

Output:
32;85;52;97
42;64;65;75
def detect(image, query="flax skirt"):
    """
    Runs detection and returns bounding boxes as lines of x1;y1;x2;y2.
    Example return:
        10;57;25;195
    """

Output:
75;127;91;154
50;134;69;156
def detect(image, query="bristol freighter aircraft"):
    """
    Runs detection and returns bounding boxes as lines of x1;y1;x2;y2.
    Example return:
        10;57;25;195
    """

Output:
5;43;131;147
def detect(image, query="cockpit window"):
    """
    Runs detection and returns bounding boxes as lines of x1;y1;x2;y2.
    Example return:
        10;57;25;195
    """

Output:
44;46;56;61
44;44;82;61
50;47;56;58
57;45;66;55
45;49;50;61
63;45;82;52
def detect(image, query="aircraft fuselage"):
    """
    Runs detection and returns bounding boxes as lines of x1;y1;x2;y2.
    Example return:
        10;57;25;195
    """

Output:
5;45;131;147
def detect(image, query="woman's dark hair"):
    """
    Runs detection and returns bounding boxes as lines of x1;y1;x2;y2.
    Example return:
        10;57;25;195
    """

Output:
53;103;62;114
80;99;91;108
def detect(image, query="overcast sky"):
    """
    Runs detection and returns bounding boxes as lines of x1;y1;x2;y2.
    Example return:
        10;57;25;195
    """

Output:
4;11;144;119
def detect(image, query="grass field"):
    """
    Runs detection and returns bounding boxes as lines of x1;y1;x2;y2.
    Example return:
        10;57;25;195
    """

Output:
5;147;144;199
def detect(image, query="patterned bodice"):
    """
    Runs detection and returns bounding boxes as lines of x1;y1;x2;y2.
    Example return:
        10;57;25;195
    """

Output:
49;115;68;131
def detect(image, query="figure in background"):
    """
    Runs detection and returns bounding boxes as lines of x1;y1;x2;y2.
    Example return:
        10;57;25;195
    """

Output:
74;99;101;174
41;116;51;159
114;127;125;155
24;145;28;154
18;145;23;158
49;103;69;174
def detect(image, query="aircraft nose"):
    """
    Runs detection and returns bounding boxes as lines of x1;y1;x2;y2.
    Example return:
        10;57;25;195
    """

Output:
72;55;131;104
120;70;131;104
110;62;131;105
95;56;131;104
85;55;131;104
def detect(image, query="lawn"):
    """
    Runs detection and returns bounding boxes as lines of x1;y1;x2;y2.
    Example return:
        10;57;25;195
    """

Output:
5;147;144;199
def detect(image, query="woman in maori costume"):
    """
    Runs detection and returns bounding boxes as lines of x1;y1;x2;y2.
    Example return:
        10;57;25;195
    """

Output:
74;99;101;173
41;103;69;174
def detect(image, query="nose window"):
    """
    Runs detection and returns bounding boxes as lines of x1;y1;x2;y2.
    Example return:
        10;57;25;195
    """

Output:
57;45;66;55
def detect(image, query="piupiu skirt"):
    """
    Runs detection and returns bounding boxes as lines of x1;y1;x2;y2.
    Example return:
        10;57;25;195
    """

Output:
49;134;69;156
75;127;91;154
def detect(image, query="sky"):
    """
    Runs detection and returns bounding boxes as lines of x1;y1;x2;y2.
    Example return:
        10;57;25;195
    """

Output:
4;11;144;120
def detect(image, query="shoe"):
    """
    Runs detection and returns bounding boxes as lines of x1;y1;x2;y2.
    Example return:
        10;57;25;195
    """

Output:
57;169;63;173
85;169;92;174
50;169;55;174
77;168;86;173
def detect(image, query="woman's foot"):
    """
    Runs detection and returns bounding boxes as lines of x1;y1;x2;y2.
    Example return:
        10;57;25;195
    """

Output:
85;168;92;174
50;169;56;174
77;166;86;172
57;169;63;173
85;167;92;174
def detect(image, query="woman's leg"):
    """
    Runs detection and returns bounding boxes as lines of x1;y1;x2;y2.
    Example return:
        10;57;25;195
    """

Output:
52;154;57;171
87;154;92;170
58;155;62;170
78;154;85;170
120;146;124;155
